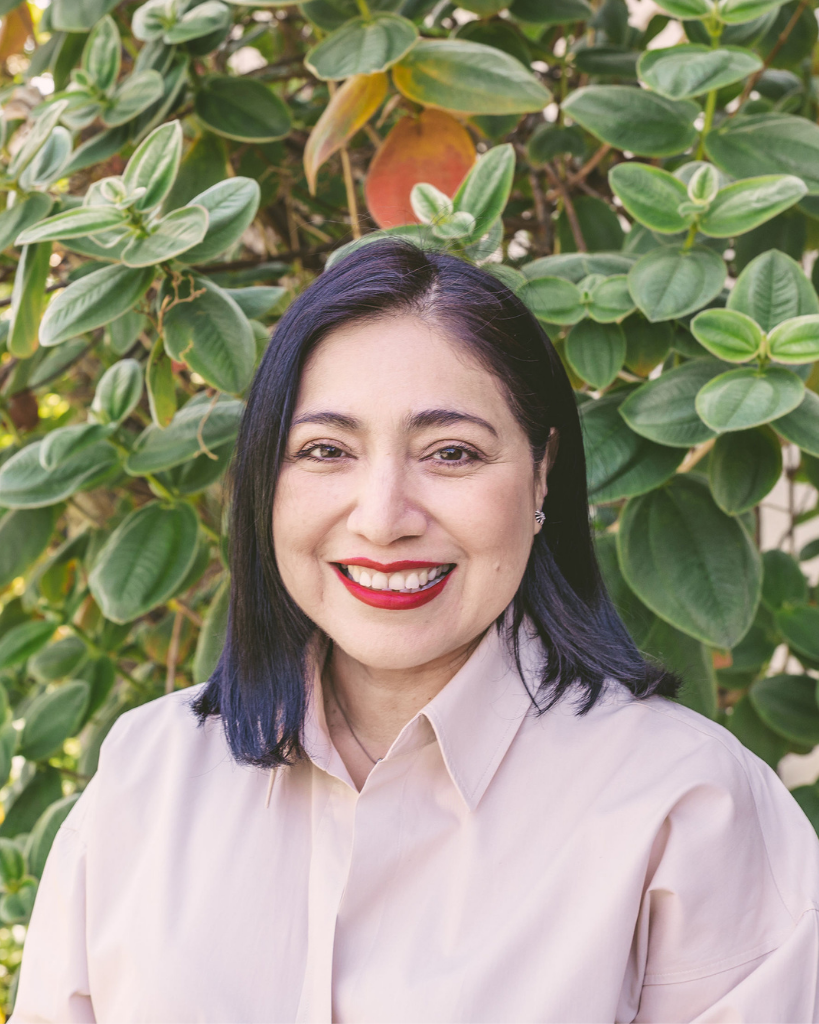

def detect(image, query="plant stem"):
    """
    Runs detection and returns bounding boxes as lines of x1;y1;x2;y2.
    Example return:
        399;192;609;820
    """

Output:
354;0;372;16
695;89;717;160
683;221;698;251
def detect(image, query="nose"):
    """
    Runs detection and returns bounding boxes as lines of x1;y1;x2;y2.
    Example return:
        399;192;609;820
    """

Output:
345;458;427;546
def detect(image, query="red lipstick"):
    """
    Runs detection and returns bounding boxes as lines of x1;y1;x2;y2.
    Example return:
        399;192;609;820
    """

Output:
331;564;454;610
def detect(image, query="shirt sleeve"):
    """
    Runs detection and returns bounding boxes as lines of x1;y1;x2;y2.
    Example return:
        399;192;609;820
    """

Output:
631;736;819;1024
10;781;97;1024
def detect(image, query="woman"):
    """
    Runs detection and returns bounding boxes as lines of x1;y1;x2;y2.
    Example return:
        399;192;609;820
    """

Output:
14;241;819;1023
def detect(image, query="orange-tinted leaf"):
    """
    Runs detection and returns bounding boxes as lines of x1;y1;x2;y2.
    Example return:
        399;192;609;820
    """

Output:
364;109;475;229
304;72;387;195
0;4;32;62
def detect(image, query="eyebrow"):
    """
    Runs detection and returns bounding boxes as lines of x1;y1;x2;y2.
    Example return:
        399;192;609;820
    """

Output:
290;408;498;438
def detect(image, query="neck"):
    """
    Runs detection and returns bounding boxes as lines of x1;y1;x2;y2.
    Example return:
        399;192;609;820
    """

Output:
322;634;484;788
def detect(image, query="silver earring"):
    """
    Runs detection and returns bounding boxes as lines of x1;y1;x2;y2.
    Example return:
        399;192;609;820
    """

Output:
534;510;545;525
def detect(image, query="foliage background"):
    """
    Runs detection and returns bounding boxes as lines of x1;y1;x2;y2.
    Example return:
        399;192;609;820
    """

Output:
0;0;818;1013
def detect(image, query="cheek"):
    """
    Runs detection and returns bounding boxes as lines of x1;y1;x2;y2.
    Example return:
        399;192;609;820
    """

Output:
271;468;338;581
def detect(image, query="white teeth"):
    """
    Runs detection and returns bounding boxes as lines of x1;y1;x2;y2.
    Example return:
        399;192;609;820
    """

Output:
428;567;438;580
371;572;389;590
359;570;372;588
343;564;451;591
405;573;420;590
389;573;405;591
350;565;361;583
418;569;428;586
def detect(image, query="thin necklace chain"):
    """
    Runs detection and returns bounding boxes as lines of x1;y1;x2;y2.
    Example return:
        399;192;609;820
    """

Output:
328;674;382;765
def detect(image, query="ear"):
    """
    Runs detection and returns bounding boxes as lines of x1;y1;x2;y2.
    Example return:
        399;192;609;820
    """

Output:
534;428;559;531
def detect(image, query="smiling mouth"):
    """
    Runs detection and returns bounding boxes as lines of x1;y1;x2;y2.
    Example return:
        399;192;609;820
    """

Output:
336;563;455;593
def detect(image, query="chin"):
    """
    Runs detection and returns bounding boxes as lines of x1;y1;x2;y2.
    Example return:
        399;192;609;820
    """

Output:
323;619;470;672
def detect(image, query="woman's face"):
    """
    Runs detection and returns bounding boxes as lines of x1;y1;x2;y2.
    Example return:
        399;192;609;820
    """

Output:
273;314;549;671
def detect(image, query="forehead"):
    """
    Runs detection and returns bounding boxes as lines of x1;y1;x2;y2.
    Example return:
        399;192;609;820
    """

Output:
295;314;512;419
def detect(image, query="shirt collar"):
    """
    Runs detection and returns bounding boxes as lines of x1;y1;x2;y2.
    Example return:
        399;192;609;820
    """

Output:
301;620;540;811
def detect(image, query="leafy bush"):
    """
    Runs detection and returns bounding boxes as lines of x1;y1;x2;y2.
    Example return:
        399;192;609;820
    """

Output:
0;0;818;1009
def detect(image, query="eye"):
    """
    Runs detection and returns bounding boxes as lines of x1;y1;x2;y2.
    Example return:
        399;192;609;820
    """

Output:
429;444;482;465
296;443;348;462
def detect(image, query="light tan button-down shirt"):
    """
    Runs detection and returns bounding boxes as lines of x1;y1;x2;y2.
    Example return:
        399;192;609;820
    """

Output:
13;626;819;1023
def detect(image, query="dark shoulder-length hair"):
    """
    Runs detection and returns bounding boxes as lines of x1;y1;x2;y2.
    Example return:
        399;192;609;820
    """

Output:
193;240;678;768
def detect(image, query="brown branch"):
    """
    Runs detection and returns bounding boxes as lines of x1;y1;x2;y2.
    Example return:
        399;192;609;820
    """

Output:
171;600;203;629
567;143;611;187
736;0;809;109
543;162;587;253
0;280;65;309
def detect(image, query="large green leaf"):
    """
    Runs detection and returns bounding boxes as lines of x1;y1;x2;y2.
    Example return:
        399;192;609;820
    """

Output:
195;75;292;142
7;101;69;181
160;275;255;395
608;163;689;234
89;502;199;623
92;359;144;426
165;0;231;43
125;395;244;475
637;45;762;99
122;121;183;213
728;695;788;767
727;249;818;331
617;475;762;648
690;308;763;362
562;86;698;157
628;246;726;322
650;0;710;16
586;276;636;323
0;766;61;838
27;794;80;880
776;605;819;663
193;576;230;683
619;358;727;446
453;144;514;241
122;206;209;268
596;533;657;646
750;674;819;745
15;205;128;245
0;194;52;252
761;549;808;611
224;287;285;319
767;315;819;364
38;423;113;471
83;15;121;93
705;113;819;194
581;391;684;503
0;507;57;590
517;276;584;324
521;253;636;283
8;243;51;359
709;426;782;514
29;636;87;683
695;365;804;431
178;178;261;266
20;682;90;761
392;39;551;115
643;617;717;718
699;175;807;238
623;317;673;375
0;441;119;509
50;0;120;30
565;320;626;388
719;0;785;22
0;621;57;670
102;70;164;128
305;14;418;79
41;264;155;348
19;126;72;191
772;387;819;456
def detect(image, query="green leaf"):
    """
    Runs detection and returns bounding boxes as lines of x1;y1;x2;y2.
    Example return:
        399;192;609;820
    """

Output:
619;358;727;446
132;0;166;40
623;316;673;375
146;341;176;428
772;387;819;456
617;474;762;648
224;287;285;319
160;274;255;395
767;314;819;364
41;264;155;348
392;39;551;115
586;275;636;323
690;308;764;362
727;695;788;767
637;45;762;99
565;320;626;388
628;245;727;322
29;636;87;684
18;127;72;192
527;124;586;165
195;75;292;142
121;205;208;268
0;621;57;670
7;243;51;359
709;426;782;514
27;794;80;880
728;249;818;331
0;441;119;509
517;276;584;324
686;163;721;205
178;177;261;265
92;359;144;426
562;86;698;157
0;194;52;252
305;14;418;80
581;391;684;503
572;47;639;78
650;0;710;17
0;765;61;838
122;121;183;214
644;617;717;718
556;196;624;254
0;507;57;590
791;784;819;834
89;502;199;623
509;0;593;20
0;879;37;925
83;15;121;93
695;365;804;431
165;0;231;43
608;163;690;234
762;549;808;611
50;0;120;30
20;682;90;762
719;0;786;24
453;143;514;240
193;576;230;683
705;113;819;194
38;423;113;471
596;533;657;646
15;205;128;245
699;175;807;238
7;100;69;181
0;840;25;888
102;70;164;128
750;674;819;746
125;395;244;475
61;125;130;180
776;605;819;663
522;253;636;283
